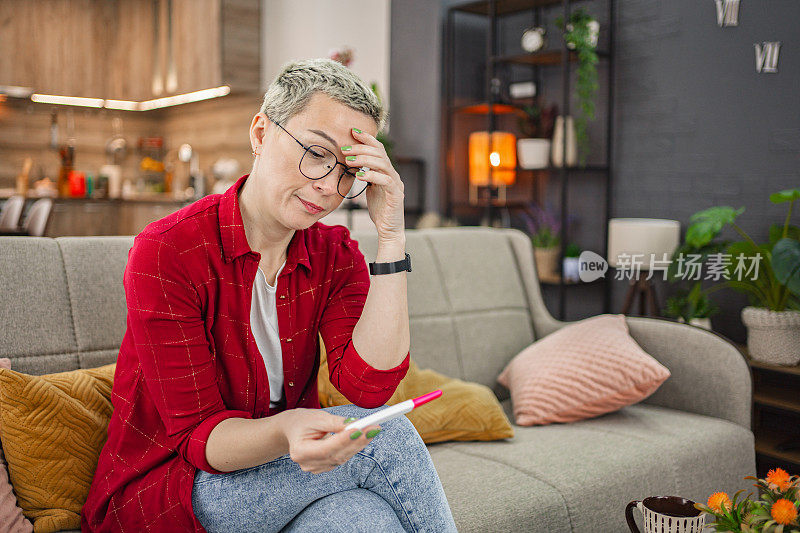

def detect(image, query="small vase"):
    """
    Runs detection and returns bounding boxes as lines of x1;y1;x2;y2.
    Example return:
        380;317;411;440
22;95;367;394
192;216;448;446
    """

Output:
563;257;580;282
741;306;800;365
551;116;577;167
517;138;551;169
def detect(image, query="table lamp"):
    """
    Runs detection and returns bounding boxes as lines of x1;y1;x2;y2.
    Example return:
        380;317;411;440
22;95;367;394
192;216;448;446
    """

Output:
607;218;681;316
468;131;516;206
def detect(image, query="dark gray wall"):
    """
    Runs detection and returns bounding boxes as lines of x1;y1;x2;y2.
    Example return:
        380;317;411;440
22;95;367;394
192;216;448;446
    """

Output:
390;0;800;344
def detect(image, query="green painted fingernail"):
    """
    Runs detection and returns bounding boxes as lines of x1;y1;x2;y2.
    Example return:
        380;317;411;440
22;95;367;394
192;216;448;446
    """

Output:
346;155;356;161
344;417;357;424
356;171;365;177
350;430;362;440
352;128;362;134
341;145;352;151
366;429;381;439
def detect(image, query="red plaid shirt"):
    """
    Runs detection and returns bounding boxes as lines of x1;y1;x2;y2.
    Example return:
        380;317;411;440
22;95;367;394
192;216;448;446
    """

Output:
81;174;410;532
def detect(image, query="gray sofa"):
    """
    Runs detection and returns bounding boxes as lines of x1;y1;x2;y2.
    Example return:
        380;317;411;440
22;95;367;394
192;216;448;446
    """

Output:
0;226;755;532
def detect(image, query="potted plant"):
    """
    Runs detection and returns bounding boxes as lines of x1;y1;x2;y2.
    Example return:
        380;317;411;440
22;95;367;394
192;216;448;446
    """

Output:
515;97;558;169
563;243;581;282
555;8;600;168
664;282;719;330
520;203;562;281
678;188;800;365
694;467;799;531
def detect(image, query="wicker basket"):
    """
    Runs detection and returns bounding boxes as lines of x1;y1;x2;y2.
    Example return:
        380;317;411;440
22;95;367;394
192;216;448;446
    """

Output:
534;246;561;281
741;306;800;366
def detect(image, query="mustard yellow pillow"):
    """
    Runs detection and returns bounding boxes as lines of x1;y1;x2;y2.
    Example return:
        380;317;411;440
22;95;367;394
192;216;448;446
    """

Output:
317;335;513;443
0;363;115;533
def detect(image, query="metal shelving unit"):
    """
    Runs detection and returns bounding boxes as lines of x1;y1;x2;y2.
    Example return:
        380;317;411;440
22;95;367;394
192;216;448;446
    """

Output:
443;0;615;319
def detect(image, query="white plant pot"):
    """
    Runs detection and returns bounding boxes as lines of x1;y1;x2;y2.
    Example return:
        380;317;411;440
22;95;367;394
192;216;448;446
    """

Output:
563;257;580;282
566;20;600;50
517;138;551;169
551;116;577;167
741;306;800;365
677;317;712;330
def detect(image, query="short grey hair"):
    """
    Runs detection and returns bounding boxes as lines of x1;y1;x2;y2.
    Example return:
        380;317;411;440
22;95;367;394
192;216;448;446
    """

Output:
260;58;387;132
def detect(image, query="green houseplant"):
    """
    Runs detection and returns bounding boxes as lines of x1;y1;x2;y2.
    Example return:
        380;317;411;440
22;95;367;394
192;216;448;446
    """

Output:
555;8;599;168
515;97;558;169
674;188;800;364
520;203;563;282
664;282;719;329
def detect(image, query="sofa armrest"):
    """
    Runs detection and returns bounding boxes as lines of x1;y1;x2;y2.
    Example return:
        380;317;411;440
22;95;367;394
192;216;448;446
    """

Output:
625;316;753;430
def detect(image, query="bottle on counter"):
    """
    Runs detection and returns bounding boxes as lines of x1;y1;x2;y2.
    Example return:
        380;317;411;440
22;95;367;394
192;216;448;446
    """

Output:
57;145;75;198
101;164;122;199
85;174;93;198
189;150;204;200
15;157;32;196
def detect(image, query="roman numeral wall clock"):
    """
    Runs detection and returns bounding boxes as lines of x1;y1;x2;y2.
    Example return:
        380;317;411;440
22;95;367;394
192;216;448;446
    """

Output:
713;1;782;74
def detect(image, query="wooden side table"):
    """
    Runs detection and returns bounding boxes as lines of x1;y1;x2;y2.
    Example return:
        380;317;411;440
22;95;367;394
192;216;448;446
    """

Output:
739;343;800;477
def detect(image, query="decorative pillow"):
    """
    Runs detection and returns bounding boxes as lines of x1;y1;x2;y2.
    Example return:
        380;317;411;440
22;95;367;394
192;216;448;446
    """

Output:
0;358;34;533
0;363;116;533
497;314;671;426
317;335;514;443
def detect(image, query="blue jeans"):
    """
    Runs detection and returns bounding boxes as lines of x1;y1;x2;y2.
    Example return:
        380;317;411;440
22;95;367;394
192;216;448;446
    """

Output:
191;404;458;533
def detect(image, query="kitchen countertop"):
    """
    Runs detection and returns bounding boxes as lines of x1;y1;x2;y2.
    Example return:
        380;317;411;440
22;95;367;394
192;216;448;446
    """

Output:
0;188;192;204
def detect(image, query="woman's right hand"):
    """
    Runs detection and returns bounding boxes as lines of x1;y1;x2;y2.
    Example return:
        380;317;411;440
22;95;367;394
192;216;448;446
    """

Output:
276;408;381;474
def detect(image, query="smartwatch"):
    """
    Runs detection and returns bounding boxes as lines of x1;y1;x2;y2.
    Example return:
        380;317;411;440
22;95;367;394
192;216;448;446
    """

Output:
369;252;412;275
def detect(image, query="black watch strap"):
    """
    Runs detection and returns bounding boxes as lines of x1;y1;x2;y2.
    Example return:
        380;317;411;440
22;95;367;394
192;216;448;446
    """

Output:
369;252;412;275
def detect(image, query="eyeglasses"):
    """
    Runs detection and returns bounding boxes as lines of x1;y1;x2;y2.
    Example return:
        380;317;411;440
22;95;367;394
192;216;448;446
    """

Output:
265;115;369;199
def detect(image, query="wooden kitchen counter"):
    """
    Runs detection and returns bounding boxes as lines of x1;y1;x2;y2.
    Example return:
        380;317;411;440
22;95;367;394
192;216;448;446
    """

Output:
0;194;193;237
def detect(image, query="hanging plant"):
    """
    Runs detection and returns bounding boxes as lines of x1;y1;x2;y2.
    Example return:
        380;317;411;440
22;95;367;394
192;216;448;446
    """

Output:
555;8;599;168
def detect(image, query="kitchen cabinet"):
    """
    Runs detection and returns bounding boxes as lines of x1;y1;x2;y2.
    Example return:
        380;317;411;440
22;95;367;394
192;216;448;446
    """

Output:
0;0;114;98
0;0;260;102
46;198;190;237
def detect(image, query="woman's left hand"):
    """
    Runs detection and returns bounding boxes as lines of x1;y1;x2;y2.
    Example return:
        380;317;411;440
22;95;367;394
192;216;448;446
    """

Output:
342;128;405;243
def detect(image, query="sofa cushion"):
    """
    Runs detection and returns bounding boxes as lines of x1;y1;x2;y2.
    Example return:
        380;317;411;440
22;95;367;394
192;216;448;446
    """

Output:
0;357;34;533
427;444;573;532
318;336;514;443
0;364;115;533
351;228;537;399
0;239;76;360
433;401;755;533
497;314;671;425
56;237;132;353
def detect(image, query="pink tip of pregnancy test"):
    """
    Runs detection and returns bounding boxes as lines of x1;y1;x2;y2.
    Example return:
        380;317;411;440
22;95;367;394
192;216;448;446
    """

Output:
412;389;442;408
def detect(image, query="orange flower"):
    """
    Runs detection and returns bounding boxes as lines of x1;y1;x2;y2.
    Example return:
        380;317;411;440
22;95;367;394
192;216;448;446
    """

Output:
766;467;794;492
770;498;798;526
707;492;732;513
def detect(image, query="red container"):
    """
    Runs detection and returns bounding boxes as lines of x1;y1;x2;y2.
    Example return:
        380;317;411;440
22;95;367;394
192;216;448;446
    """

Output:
69;170;86;197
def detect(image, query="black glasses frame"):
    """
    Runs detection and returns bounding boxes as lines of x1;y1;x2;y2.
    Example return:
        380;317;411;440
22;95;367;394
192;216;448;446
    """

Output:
266;115;368;199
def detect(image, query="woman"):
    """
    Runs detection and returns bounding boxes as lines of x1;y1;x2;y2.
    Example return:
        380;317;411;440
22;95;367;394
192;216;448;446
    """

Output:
81;58;458;532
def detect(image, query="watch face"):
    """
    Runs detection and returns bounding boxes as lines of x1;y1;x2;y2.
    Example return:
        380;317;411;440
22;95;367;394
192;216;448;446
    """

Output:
521;27;545;52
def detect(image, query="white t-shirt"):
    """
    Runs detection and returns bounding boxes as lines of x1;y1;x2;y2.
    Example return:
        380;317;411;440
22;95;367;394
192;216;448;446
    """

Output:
250;260;287;408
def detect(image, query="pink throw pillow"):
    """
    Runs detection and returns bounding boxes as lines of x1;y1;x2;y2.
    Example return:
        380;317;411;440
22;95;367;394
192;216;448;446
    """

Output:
497;314;671;425
0;357;34;533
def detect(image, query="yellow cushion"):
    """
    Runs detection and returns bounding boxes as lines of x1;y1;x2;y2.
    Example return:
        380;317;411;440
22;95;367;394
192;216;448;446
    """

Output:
0;364;115;533
317;334;513;443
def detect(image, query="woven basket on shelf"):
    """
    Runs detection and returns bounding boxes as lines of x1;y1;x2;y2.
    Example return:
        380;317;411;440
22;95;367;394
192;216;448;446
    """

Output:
741;306;800;366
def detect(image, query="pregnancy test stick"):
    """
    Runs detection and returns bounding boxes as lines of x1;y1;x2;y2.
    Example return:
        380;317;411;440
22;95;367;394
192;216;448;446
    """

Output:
344;390;443;432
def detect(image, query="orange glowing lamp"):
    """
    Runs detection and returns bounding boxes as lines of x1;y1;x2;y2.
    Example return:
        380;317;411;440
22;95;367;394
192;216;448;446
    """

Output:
468;131;517;187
